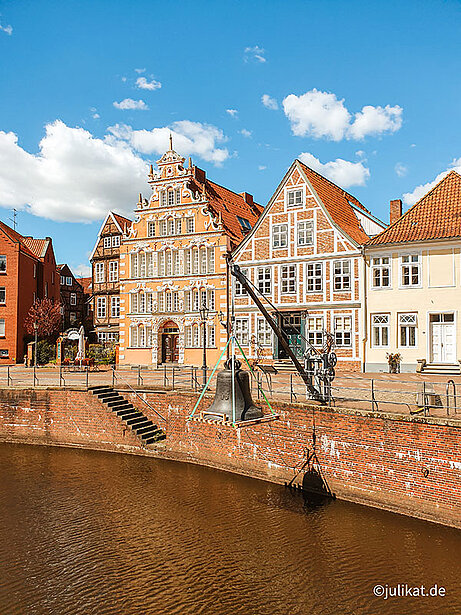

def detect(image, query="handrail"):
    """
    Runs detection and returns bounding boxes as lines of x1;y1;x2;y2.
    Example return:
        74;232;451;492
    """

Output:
113;371;167;423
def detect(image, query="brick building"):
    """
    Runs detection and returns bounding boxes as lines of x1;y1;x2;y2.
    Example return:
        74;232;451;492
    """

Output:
90;212;131;344
231;160;385;371
119;142;262;367
76;276;94;334
0;221;60;363
58;264;86;330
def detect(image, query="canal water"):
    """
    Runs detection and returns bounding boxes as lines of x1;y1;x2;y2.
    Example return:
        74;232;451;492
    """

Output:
0;443;459;615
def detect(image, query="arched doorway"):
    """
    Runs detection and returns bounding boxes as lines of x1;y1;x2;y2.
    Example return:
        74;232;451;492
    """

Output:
160;320;179;363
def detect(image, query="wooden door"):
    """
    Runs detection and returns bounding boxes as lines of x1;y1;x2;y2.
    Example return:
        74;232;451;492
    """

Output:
162;334;179;363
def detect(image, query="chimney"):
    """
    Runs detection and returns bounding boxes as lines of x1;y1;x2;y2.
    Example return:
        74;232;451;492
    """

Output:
193;166;206;184
240;192;254;206
390;199;402;224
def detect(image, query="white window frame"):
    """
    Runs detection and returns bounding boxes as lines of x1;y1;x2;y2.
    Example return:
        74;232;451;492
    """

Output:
112;235;120;247
147;222;156;237
371;256;391;289
286;187;304;208
272;224;288;249
96;297;106;319
108;261;118;282
235;318;249;346
235;268;248;296
256;318;272;347
103;237;111;249
186;217;195;233
111;296;120;318
297;220;313;246
399;313;417;347
70;293;77;306
400;253;421;288
0;287;5;304
0;256;6;273
333;259;351;291
0;319;5;336
372;314;390;348
334;315;352;347
280;264;296;294
306;262;323;293
66;277;72;286
95;263;104;283
257;267;271;295
306;316;324;347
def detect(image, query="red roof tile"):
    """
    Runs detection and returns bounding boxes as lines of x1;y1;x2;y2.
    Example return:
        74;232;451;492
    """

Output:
368;170;461;246
298;161;372;245
112;213;132;233
0;221;46;259
77;277;92;294
22;238;49;258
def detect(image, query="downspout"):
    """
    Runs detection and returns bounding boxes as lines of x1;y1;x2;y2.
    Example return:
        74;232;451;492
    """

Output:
361;246;368;372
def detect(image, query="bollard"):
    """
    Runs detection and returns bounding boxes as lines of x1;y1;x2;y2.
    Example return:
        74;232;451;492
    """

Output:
112;365;115;387
172;367;175;390
137;365;141;387
33;363;38;387
7;365;11;386
86;365;89;389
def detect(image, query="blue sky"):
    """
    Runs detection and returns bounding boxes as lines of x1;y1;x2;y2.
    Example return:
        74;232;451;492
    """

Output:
1;0;460;275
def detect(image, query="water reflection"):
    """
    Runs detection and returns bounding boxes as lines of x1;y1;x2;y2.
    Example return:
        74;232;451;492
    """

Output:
0;443;459;615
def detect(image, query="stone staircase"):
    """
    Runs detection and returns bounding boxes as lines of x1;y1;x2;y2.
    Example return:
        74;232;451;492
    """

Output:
272;359;296;373
89;385;166;445
420;363;461;376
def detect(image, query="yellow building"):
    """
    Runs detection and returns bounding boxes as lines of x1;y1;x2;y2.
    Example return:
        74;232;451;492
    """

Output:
365;171;461;375
119;142;262;367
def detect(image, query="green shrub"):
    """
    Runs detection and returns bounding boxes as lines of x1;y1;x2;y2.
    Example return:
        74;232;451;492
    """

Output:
37;340;56;365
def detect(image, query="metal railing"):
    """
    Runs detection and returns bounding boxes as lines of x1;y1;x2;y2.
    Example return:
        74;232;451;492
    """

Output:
1;364;461;418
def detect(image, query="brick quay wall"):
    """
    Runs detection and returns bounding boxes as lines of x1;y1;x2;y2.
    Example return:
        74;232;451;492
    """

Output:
0;387;459;529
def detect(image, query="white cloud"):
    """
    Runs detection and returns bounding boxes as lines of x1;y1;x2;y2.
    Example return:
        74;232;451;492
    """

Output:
0;121;148;223
244;45;266;63
261;94;278;110
299;152;370;187
258;165;266;171
283;89;403;141
93;113;100;119
240;129;252;138
113;98;148;110
403;158;461;206
0;22;12;35
226;109;238;118
73;263;91;277
108;120;230;165
136;76;161;91
395;162;408;177
134;68;146;74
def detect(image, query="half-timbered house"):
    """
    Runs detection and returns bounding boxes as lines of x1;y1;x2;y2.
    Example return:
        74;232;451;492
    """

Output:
90;212;131;344
231;159;385;372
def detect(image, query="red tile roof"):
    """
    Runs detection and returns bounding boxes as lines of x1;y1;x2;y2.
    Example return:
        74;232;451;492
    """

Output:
0;221;48;260
298;160;372;244
368;170;461;246
189;176;263;245
112;213;132;233
77;277;92;294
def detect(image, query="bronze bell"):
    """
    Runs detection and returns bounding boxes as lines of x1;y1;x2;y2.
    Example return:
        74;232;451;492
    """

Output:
206;358;263;422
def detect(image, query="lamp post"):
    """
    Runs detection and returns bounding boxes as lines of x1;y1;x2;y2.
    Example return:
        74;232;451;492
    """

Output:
34;321;38;367
199;300;210;386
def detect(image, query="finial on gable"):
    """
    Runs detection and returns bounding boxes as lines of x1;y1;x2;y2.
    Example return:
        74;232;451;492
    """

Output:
138;193;142;204
169;133;173;151
149;164;153;175
188;157;192;169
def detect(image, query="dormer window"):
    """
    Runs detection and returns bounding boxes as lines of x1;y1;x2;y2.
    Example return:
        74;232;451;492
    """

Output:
287;189;303;207
237;216;252;234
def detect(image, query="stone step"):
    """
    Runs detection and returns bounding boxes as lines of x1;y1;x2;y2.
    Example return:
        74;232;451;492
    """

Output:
140;427;163;440
89;385;113;392
132;419;153;432
119;411;141;422
124;414;146;426
136;423;157;435
114;407;136;417
106;398;127;407
145;433;167;445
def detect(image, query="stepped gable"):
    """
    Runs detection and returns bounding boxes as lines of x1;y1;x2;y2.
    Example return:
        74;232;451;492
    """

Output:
369;170;461;246
298;160;371;245
189;176;263;244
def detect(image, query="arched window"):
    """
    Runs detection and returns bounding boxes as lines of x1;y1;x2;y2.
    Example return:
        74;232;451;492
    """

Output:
200;247;207;274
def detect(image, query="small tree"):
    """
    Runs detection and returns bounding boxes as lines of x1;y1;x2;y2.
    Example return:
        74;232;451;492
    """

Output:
25;298;62;338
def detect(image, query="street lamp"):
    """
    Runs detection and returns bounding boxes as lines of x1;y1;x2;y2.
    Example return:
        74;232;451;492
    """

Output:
199;300;210;386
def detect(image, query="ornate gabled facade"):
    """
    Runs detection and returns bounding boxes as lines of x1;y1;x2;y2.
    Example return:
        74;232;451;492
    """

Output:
119;142;262;367
232;160;386;372
90;211;132;344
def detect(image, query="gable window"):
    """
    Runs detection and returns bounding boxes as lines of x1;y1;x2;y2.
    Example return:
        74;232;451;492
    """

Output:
372;314;389;347
108;261;118;282
186;217;195;234
95;263;104;283
333;260;351;291
167;218;175;235
168;190;175;206
159;220;167;236
273;224;288;249
0;287;5;304
70;312;77;324
160;191;167;207
399;313;417;347
307;316;323;346
297;220;313;246
66;277;72;285
281;265;296;294
111;296;120;317
235;268;248;296
306;263;323;292
372;256;390;288
96;297;106;319
103;237;111;249
60;276;65;285
0;256;5;272
112;235;120;247
70;293;76;306
401;254;420;287
148;222;156;237
257;267;271;295
175;218;182;234
287;189;303;207
175;188;181;204
334;315;352;347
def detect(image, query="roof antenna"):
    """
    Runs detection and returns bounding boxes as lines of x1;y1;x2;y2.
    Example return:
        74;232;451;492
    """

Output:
169;133;173;151
8;208;18;231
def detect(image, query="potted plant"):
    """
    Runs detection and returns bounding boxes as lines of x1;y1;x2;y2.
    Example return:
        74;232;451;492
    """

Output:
386;352;402;374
